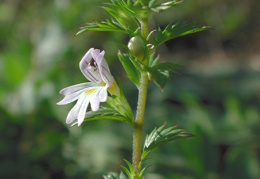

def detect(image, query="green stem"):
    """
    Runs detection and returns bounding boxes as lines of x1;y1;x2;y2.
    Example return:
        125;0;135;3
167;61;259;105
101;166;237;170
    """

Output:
140;17;149;39
132;16;149;177
132;72;149;175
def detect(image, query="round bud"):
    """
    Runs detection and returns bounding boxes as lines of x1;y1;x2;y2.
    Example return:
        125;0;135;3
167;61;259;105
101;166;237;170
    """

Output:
128;36;145;61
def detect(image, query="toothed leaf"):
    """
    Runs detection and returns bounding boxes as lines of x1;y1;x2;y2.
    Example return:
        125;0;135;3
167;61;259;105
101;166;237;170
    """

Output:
76;20;128;36
148;62;183;89
151;0;184;12
118;51;141;88
103;1;139;32
142;123;194;160
153;21;211;48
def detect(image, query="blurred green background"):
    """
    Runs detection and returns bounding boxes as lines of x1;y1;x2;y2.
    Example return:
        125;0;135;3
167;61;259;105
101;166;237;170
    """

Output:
0;0;260;178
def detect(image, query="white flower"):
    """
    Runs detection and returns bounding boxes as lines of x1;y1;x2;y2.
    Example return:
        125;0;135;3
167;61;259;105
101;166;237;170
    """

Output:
57;48;120;126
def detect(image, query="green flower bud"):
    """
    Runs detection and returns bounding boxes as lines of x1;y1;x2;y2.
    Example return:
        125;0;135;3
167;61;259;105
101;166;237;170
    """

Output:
128;36;146;61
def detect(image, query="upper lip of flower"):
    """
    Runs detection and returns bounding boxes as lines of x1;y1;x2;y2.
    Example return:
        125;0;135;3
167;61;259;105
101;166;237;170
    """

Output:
79;48;115;86
57;48;118;126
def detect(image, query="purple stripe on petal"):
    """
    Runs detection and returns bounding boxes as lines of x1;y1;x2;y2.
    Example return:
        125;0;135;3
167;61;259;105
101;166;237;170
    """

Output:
94;56;113;85
80;48;98;82
101;65;114;83
80;61;97;82
80;51;103;82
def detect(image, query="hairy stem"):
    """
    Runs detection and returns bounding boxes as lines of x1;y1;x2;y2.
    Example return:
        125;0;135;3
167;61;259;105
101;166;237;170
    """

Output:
140;17;149;39
132;16;149;177
132;72;149;175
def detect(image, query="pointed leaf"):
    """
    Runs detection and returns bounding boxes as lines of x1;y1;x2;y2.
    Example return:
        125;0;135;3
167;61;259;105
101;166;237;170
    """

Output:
118;51;141;88
142;124;194;160
103;1;139;32
106;95;134;125
150;0;184;12
121;159;135;178
103;172;119;179
148;62;183;89
149;0;158;8
139;164;153;178
153;21;211;48
148;53;160;67
123;159;135;173
71;107;131;126
120;165;131;178
76;20;128;36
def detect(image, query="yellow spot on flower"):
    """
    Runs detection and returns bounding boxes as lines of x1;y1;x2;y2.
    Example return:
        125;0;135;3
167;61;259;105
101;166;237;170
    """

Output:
84;88;96;95
100;81;106;86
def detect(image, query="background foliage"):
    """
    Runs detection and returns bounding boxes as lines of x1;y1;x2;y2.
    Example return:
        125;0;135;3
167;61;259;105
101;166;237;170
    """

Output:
0;0;260;178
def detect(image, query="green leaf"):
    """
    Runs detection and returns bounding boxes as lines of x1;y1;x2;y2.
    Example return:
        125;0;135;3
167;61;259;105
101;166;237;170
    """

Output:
149;69;169;90
76;20;128;36
103;0;139;32
148;53;159;67
148;0;158;8
107;0;137;19
118;51;141;88
151;0;184;12
103;171;128;179
103;172;119;179
139;164;153;178
106;94;134;126
148;62;183;89
120;159;135;178
142;123;194;160
153;21;211;48
71;107;131;126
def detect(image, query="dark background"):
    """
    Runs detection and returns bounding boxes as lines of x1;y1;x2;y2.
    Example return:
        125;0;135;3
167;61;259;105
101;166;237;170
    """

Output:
0;0;260;178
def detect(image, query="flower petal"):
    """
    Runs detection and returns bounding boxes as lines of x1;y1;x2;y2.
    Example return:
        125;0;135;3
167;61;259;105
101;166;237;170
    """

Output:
59;82;96;95
86;86;104;111
79;48;102;83
99;86;108;102
77;95;90;126
95;53;115;86
57;90;83;105
66;93;87;124
91;49;103;61
90;91;100;111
